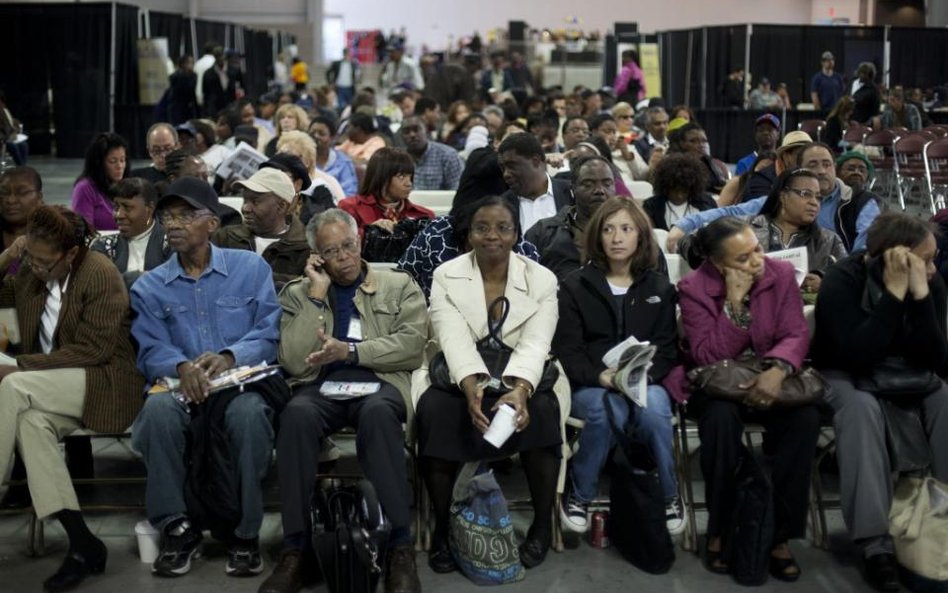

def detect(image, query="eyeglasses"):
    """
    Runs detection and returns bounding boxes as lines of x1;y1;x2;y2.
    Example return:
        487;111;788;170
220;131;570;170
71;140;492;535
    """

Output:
159;210;210;226
318;239;359;260
148;145;176;157
471;223;516;237
615;114;634;120
0;188;39;200
841;163;869;174
23;252;66;275
784;187;820;201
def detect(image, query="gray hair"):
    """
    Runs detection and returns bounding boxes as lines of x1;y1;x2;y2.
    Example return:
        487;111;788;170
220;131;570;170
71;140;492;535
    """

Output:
483;105;505;119
146;122;178;145
646;106;667;123
305;208;359;251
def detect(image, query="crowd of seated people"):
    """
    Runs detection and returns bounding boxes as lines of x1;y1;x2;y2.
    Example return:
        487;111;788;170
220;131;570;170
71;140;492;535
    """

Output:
4;50;948;593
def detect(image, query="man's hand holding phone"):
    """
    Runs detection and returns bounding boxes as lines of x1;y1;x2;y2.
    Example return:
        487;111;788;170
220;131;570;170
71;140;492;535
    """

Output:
305;254;332;300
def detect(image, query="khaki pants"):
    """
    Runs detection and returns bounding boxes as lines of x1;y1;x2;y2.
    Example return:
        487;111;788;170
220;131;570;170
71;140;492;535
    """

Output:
0;368;86;519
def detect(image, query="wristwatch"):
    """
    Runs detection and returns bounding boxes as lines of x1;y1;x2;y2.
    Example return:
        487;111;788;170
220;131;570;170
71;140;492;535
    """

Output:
346;342;359;365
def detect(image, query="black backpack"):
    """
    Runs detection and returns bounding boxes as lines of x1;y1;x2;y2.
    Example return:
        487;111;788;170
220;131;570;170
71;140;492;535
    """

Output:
725;446;775;586
604;394;675;574
311;477;390;593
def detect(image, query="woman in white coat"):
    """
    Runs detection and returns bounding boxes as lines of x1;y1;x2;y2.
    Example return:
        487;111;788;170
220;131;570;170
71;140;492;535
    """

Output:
416;195;562;574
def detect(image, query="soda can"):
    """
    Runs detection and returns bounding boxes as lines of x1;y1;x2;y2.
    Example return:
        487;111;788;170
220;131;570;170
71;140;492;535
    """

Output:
589;511;610;548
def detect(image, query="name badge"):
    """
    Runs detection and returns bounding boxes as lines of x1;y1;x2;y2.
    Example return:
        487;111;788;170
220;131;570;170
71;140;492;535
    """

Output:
347;316;363;341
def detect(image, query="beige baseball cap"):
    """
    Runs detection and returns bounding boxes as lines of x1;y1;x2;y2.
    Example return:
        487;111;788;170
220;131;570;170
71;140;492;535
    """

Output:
776;130;813;157
234;168;296;203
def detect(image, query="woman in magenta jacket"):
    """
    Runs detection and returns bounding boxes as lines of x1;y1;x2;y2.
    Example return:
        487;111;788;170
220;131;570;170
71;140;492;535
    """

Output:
677;217;820;582
70;133;129;231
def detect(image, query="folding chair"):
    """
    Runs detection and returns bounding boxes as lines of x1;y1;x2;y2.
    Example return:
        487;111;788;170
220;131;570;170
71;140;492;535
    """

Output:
842;123;870;150
863;129;900;204
893;133;934;213
798;119;826;143
924;136;948;213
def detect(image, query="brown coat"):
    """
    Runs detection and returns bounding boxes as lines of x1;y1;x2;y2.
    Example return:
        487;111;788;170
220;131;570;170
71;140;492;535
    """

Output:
0;250;145;432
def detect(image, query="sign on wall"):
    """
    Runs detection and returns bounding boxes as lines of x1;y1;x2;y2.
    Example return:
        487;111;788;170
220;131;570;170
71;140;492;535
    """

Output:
138;38;170;106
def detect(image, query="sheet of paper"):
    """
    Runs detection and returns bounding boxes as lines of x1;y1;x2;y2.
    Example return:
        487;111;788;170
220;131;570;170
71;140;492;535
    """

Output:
0;308;20;344
766;246;809;286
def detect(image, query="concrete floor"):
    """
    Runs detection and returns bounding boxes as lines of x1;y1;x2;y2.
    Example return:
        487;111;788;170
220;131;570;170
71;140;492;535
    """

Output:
0;433;876;593
0;156;885;591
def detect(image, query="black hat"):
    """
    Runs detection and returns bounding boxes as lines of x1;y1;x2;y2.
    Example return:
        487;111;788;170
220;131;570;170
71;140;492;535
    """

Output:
157;177;221;215
260;153;312;189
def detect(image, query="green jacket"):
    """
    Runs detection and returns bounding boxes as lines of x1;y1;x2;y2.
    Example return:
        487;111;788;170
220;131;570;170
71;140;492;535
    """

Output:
213;215;310;289
278;263;428;429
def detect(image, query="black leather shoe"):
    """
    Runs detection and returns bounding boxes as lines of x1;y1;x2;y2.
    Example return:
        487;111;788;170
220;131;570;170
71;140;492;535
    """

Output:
518;536;550;569
43;541;107;593
258;550;315;593
865;553;900;592
427;541;457;574
385;543;420;593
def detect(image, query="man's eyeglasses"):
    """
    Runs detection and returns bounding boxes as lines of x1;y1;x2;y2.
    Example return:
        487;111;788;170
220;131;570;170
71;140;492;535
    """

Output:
159;210;211;226
318;239;359;260
23;252;66;275
784;187;820;201
148;145;176;157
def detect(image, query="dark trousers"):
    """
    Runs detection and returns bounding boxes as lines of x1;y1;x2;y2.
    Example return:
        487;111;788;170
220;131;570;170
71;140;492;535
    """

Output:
691;396;820;542
276;381;410;538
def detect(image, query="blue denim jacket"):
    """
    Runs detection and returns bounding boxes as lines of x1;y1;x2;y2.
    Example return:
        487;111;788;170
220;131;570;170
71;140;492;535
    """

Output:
130;244;281;381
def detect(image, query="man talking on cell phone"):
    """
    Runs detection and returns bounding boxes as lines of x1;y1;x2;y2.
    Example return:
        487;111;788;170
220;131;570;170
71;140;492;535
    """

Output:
258;208;427;593
129;177;283;580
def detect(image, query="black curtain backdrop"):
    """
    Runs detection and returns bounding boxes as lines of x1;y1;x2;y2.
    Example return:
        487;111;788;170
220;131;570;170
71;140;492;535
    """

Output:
244;30;275;100
889;27;948;90
704;26;747;108
749;25;804;105
149;10;188;60
114;3;150;159
194;18;228;56
0;5;54;154
46;3;113;158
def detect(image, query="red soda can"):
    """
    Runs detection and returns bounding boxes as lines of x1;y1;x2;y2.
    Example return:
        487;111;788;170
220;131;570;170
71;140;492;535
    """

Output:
589;511;610;548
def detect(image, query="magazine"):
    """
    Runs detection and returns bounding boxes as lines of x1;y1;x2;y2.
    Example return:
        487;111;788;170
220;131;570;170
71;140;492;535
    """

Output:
602;336;657;408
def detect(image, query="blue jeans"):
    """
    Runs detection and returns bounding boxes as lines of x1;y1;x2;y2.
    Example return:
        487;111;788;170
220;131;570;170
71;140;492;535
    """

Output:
131;391;274;539
569;385;677;502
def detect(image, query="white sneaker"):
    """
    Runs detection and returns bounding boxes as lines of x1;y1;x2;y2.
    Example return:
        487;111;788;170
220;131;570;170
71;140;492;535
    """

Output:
665;497;687;536
559;491;590;533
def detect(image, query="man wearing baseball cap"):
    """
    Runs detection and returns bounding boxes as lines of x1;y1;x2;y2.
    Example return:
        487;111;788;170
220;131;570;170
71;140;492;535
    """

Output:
213;167;310;288
735;113;782;175
811;51;845;115
130;176;285;579
666;140;881;253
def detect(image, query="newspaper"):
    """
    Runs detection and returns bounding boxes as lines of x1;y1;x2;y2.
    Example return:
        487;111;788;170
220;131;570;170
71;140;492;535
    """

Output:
148;362;281;402
602;336;657;408
766;246;809;286
214;142;267;182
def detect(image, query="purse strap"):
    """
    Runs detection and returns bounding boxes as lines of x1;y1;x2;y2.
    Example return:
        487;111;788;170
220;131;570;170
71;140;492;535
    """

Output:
477;296;513;351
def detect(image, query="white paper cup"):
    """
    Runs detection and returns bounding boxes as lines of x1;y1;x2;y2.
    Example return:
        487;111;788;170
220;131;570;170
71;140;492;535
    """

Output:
483;404;518;448
135;520;160;564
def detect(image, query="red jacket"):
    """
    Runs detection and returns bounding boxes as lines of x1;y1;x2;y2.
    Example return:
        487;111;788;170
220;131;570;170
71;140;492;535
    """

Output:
663;257;809;402
338;194;435;239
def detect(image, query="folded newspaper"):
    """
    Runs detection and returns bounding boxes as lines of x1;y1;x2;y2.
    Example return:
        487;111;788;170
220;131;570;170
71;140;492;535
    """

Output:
602;336;657;408
148;362;281;402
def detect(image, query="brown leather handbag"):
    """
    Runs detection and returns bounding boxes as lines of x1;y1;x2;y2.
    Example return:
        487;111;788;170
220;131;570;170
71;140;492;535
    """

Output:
686;358;827;406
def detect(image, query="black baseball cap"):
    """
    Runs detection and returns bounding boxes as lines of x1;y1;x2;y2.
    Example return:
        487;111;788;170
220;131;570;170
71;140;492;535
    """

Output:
157;177;221;215
260;153;312;189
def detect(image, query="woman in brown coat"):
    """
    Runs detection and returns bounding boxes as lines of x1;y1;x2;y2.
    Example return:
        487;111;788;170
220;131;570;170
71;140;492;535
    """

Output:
0;205;144;592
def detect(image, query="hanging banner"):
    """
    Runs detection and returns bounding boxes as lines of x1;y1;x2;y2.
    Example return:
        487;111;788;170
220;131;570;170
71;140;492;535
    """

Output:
138;38;170;105
639;43;662;100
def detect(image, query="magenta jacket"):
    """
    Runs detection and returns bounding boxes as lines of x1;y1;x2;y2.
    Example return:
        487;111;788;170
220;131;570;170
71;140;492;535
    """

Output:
71;177;118;232
662;257;809;403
